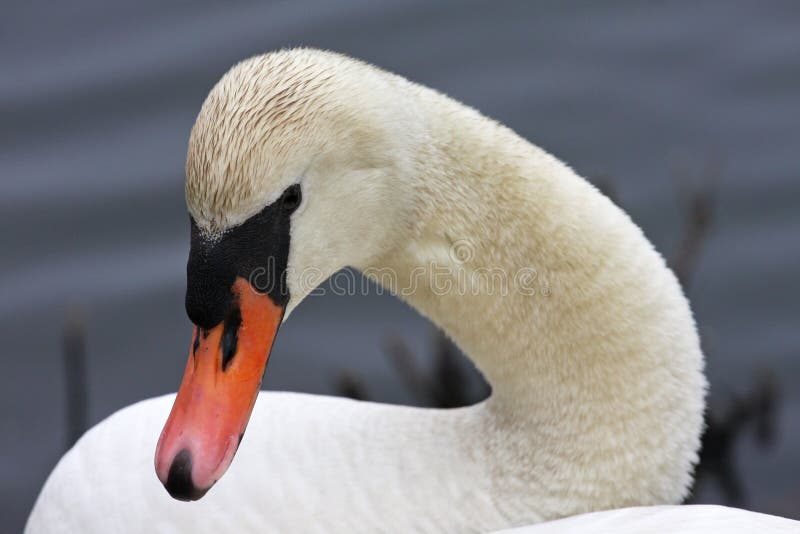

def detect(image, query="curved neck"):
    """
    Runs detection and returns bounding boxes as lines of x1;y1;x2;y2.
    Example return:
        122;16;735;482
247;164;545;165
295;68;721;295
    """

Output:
363;87;705;517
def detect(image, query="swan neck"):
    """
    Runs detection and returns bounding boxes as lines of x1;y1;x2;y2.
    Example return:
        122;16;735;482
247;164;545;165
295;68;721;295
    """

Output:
376;95;627;407
363;90;704;514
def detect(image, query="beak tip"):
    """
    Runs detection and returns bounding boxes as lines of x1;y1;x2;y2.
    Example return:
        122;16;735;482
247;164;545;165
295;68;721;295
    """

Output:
163;449;210;502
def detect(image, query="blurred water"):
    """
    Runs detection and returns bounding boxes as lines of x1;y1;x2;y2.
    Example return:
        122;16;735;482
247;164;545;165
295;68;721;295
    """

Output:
2;1;799;530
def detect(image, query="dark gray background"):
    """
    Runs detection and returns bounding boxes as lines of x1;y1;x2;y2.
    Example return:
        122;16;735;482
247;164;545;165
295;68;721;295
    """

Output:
2;1;799;531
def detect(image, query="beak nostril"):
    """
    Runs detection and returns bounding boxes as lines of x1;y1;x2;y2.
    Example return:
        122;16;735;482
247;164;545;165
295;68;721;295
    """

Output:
221;305;242;371
192;327;201;357
164;449;208;501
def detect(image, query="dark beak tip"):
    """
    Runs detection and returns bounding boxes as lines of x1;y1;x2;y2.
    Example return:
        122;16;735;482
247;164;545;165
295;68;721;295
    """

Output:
164;449;210;502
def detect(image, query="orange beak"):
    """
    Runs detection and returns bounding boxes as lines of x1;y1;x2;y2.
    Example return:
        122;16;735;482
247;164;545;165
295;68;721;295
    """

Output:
154;277;283;500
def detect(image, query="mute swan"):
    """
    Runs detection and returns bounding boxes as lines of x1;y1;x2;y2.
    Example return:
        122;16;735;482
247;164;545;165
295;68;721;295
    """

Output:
26;49;796;533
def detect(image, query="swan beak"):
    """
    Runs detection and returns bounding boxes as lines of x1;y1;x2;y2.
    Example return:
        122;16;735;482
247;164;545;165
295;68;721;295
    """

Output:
154;277;283;501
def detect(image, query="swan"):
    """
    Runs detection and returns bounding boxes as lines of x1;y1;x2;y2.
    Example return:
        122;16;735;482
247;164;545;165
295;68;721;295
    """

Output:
25;48;796;533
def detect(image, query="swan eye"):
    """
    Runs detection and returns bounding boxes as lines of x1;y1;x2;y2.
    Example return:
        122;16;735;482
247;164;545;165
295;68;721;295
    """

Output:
281;184;302;213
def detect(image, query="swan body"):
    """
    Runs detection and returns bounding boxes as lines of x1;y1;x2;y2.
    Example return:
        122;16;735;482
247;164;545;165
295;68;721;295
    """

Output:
26;48;791;531
492;506;800;533
27;395;800;533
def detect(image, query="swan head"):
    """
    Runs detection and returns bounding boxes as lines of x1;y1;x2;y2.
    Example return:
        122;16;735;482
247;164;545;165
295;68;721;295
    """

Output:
155;49;421;500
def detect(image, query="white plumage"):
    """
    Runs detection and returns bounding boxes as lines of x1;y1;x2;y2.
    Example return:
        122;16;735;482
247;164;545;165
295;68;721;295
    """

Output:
26;49;797;533
492;506;799;533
